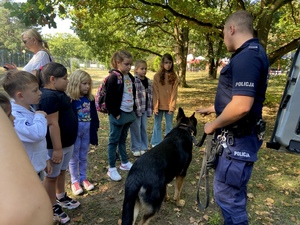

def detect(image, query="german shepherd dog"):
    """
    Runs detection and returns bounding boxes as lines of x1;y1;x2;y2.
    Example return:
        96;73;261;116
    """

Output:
121;108;197;225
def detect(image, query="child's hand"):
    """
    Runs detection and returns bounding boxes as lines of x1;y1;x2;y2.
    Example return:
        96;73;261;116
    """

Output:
36;110;47;118
51;149;62;164
45;160;53;175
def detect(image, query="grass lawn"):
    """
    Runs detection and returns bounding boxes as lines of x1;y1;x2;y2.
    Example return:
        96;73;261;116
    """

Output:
1;68;300;225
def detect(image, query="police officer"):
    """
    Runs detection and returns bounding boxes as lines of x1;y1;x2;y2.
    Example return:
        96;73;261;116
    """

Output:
196;10;269;225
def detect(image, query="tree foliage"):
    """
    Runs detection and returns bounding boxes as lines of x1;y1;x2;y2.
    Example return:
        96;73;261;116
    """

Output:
43;33;94;69
4;0;300;80
45;33;93;60
0;1;27;52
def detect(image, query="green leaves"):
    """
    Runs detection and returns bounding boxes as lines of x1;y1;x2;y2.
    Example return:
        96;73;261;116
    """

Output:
3;0;300;72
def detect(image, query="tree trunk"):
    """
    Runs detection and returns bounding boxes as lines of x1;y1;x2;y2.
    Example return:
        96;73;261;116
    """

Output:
174;26;189;87
206;34;217;79
208;58;217;79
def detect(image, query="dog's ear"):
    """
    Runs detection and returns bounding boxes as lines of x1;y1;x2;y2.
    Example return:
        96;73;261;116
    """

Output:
189;114;198;135
176;107;185;122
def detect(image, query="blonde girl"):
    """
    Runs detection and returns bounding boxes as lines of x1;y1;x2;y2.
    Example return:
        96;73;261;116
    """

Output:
150;53;178;147
130;60;153;156
67;69;99;195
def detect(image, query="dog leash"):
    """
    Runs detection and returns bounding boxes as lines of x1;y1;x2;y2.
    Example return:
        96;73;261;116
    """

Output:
196;133;213;210
195;133;207;147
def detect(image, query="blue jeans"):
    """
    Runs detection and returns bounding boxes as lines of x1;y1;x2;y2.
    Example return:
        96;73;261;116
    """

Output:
69;122;90;184
150;110;174;146
130;112;148;152
108;111;136;168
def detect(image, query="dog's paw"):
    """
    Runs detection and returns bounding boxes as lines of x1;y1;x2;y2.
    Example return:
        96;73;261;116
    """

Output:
176;199;185;207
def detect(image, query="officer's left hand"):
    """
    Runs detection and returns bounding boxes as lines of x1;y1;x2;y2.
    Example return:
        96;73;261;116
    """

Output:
204;122;215;135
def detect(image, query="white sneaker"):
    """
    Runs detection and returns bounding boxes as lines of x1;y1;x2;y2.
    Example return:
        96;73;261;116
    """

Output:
132;151;141;157
140;150;146;155
107;168;122;181
120;162;133;171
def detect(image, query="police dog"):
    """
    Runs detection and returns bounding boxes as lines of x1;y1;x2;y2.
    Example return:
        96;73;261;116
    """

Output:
121;107;197;225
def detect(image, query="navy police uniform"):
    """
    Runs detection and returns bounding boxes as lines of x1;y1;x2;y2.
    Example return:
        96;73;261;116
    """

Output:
214;38;269;224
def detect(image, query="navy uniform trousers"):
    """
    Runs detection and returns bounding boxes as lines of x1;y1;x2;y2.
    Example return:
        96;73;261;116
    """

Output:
213;134;262;225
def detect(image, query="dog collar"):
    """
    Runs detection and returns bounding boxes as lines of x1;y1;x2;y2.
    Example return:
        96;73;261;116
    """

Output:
178;123;196;137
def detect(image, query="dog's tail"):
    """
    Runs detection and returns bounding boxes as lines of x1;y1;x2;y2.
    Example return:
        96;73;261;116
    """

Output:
121;177;142;225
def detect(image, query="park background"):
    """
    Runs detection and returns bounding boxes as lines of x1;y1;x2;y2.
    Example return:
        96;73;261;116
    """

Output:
1;67;299;225
1;0;300;224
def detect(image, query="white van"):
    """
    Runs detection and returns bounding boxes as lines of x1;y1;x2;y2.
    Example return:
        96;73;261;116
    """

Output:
267;44;300;153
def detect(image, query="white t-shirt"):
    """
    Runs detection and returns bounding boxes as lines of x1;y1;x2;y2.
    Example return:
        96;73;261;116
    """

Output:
120;74;134;112
23;50;54;74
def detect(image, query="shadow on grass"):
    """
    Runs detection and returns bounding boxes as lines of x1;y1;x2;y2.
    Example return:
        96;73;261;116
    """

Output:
2;68;298;225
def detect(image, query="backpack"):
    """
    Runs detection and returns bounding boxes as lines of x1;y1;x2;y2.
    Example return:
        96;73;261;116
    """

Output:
95;76;109;113
95;70;123;113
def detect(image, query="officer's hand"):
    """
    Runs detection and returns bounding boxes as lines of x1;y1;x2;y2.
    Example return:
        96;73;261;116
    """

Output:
204;122;215;135
196;105;215;117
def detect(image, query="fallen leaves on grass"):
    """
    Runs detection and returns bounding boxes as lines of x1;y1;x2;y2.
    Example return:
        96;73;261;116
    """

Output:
98;184;109;192
290;216;296;222
292;198;300;204
189;216;198;223
266;167;279;172
256;183;266;191
71;214;83;222
192;204;200;212
190;180;196;185
203;214;209;221
265;197;275;207
247;192;255;200
281;201;292;206
174;207;181;218
255;210;270;216
174;207;181;212
107;195;115;200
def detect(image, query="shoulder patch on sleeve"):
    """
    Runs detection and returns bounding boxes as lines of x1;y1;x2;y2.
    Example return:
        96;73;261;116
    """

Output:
248;45;258;50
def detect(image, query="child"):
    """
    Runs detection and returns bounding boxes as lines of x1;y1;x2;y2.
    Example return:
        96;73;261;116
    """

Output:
150;53;179;147
1;71;51;182
0;92;14;123
36;62;79;224
130;60;153;156
67;69;99;195
104;50;136;181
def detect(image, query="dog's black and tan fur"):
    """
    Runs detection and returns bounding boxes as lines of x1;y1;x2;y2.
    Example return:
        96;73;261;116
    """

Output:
121;108;197;225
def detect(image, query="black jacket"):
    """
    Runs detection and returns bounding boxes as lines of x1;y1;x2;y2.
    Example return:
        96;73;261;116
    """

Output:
105;69;136;118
